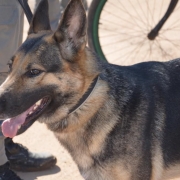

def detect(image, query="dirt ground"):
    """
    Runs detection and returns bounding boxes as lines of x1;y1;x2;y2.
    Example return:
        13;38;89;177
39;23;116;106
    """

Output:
14;0;180;180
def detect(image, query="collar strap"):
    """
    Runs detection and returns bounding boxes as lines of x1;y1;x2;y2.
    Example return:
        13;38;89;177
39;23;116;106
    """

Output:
69;76;99;114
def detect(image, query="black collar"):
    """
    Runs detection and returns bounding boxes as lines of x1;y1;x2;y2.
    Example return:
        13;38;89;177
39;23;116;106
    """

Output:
69;76;99;114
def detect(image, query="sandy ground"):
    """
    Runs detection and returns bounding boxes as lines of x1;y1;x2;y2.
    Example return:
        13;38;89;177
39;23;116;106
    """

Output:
13;0;180;179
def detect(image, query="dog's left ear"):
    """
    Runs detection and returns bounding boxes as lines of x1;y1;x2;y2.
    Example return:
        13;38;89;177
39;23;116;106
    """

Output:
54;0;87;61
28;0;51;34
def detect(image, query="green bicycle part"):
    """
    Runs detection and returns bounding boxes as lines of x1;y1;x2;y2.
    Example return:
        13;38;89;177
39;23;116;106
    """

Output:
92;0;107;62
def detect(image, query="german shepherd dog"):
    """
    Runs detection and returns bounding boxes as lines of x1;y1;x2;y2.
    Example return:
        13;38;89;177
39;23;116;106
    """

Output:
1;0;180;179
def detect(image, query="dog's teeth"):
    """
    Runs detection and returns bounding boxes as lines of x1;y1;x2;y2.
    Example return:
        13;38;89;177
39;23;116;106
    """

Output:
29;111;33;115
34;105;38;110
36;99;42;106
18;125;21;130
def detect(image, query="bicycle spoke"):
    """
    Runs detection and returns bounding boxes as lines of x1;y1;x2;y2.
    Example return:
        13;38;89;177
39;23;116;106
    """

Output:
155;39;173;60
99;25;147;37
148;40;152;57
152;0;156;25
104;38;144;55
128;0;147;27
102;35;143;47
159;0;164;19
154;40;166;59
99;18;144;32
146;0;156;30
99;17;123;27
146;0;151;31
172;2;180;12
141;46;151;61
102;8;141;29
137;0;149;31
100;34;125;38
99;32;143;38
88;0;180;64
147;40;154;60
116;0;146;30
105;45;131;56
158;35;180;49
163;28;180;32
165;16;180;28
131;39;148;58
114;38;146;63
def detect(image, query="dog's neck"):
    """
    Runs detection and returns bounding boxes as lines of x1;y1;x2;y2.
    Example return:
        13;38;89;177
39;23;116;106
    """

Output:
68;76;99;114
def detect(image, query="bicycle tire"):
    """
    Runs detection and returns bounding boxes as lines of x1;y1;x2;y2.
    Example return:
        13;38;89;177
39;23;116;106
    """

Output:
87;0;180;65
88;0;107;62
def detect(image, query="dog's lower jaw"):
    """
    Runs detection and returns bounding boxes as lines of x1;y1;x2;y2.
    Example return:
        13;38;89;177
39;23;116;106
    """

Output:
1;96;51;138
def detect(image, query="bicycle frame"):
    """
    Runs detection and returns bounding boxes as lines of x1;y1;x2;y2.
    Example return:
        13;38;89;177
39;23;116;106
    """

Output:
148;0;179;40
18;0;33;24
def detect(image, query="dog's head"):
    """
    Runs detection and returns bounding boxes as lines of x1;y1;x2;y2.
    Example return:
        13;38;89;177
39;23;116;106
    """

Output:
0;0;100;137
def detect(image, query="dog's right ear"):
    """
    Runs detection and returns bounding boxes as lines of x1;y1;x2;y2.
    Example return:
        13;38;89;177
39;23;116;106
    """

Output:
53;0;87;61
28;0;51;35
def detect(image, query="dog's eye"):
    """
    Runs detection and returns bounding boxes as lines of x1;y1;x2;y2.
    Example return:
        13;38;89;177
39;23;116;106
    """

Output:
7;58;14;71
28;69;42;77
7;63;12;70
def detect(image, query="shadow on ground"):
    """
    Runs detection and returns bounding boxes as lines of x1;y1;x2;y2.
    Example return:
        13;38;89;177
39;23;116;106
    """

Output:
16;165;61;180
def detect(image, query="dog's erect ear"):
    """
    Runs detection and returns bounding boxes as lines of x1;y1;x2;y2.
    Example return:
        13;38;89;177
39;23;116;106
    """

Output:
28;0;51;34
54;0;87;60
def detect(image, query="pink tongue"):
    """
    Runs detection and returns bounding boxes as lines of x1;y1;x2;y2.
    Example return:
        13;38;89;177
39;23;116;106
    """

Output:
1;106;34;138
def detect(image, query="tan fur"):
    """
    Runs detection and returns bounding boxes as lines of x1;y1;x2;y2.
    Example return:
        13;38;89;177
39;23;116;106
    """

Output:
81;162;131;180
49;78;118;178
151;147;164;180
163;164;180;179
107;163;131;180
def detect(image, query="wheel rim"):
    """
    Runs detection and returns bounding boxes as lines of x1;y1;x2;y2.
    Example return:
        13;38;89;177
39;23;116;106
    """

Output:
92;0;107;62
92;0;180;65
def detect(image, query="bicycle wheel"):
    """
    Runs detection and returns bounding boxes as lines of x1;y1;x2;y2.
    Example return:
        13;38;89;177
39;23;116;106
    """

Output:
88;0;180;65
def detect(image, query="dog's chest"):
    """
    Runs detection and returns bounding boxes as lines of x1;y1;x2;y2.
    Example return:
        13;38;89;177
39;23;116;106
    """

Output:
56;132;94;170
56;132;131;180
